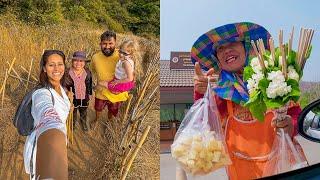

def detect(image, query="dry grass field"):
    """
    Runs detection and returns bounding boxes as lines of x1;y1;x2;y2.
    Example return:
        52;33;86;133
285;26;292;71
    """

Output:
0;14;160;180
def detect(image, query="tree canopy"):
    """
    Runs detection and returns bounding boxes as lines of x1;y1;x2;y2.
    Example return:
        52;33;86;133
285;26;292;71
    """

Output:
0;0;159;37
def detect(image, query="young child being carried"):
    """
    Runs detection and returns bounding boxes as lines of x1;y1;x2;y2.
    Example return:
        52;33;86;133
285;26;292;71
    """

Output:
99;40;137;94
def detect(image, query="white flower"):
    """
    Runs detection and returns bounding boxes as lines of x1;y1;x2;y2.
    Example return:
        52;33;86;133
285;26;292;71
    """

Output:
247;71;264;95
250;57;262;73
266;70;292;98
247;78;255;90
287;65;300;81
267;70;285;82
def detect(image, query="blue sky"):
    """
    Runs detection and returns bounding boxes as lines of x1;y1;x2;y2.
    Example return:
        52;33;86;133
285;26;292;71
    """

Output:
160;0;320;82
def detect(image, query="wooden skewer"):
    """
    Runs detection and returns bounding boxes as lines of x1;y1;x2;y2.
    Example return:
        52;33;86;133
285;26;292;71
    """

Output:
298;29;307;67
296;28;303;68
302;29;314;69
251;40;260;57
251;40;265;70
288;26;294;56
278;30;284;68
299;29;306;67
269;38;275;66
120;126;151;180
281;44;287;79
259;39;266;55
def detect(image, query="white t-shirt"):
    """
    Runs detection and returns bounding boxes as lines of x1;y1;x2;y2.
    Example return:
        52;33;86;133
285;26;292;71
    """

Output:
114;58;134;80
23;86;70;177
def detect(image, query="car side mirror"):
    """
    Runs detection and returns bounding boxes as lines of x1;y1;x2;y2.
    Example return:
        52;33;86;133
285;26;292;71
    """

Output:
298;99;320;143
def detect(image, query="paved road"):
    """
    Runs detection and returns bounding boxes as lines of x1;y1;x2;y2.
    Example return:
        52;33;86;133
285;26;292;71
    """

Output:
160;135;320;180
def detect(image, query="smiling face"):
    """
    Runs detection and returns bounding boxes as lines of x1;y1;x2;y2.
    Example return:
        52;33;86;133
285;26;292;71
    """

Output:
44;54;65;85
216;42;246;72
100;37;116;57
72;59;85;71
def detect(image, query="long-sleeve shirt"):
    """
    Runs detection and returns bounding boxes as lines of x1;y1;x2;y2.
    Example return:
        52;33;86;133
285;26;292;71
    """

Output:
23;86;70;176
65;68;93;101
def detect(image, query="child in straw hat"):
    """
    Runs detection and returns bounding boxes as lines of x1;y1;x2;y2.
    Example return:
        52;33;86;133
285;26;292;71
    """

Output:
177;22;305;180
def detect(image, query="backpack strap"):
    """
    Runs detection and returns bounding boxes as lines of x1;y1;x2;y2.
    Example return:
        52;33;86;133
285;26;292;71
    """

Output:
46;87;55;106
29;87;55;178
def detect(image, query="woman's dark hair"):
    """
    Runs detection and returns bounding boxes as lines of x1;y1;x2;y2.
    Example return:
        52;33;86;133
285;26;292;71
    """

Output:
39;50;67;88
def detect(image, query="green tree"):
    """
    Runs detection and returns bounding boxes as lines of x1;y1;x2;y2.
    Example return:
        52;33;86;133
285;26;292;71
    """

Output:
126;0;159;36
19;0;64;25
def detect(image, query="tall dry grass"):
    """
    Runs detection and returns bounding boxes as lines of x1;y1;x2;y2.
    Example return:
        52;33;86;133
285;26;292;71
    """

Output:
0;14;159;180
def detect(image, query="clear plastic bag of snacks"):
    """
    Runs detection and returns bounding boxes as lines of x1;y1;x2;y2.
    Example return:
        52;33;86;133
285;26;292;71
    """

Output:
171;80;231;176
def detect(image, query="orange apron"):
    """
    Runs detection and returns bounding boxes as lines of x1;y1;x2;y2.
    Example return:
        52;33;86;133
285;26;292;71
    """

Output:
224;100;276;180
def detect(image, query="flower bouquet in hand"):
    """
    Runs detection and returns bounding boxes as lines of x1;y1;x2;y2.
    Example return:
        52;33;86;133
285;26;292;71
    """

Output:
244;28;314;121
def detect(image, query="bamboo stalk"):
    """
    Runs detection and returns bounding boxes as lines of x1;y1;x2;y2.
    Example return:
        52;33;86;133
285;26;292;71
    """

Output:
120;126;151;180
125;121;139;148
7;58;16;75
0;58;15;94
134;101;154;143
131;74;153;117
6;61;23;84
120;146;133;175
1;70;8;108
25;58;34;92
20;65;38;81
8;74;36;84
0;69;9;95
122;94;133;124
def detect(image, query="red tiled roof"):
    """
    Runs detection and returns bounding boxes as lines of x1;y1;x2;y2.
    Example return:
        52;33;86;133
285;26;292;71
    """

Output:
160;60;194;87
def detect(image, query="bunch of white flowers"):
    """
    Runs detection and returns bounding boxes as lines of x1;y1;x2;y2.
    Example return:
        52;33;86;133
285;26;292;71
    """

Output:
266;70;292;98
247;57;268;94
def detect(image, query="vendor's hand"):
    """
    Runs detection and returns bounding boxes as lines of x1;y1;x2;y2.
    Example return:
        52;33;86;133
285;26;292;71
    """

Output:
271;108;294;136
194;62;217;94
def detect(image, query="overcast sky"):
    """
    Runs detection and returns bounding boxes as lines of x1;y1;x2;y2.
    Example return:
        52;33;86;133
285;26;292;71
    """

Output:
161;0;320;82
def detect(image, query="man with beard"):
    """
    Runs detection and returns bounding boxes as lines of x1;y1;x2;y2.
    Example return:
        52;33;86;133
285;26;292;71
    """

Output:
91;31;128;128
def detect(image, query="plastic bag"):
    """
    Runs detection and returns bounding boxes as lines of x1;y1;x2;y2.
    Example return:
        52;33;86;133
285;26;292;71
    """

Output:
171;80;231;176
262;128;308;177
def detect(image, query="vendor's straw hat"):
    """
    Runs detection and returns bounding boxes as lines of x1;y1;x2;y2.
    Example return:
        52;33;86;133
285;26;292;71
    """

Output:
191;22;271;71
